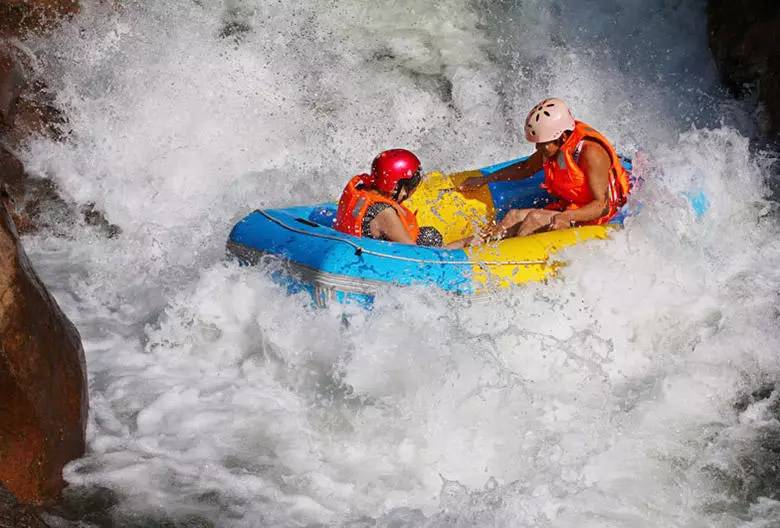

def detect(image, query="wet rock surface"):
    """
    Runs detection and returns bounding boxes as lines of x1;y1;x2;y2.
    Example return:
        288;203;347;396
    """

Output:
0;49;119;235
0;48;24;127
708;0;780;136
1;0;118;236
0;0;79;39
0;195;88;504
0;2;93;507
0;40;69;232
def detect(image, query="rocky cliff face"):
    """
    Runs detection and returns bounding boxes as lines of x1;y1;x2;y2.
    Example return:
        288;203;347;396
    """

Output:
0;0;88;514
708;0;780;136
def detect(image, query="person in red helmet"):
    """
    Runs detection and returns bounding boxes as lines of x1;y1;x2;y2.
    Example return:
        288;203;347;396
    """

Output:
459;98;631;241
334;149;443;246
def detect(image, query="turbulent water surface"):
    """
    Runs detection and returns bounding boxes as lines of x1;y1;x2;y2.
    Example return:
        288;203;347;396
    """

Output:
16;1;780;526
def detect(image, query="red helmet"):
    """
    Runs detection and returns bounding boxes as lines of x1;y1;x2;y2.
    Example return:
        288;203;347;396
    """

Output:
371;149;422;195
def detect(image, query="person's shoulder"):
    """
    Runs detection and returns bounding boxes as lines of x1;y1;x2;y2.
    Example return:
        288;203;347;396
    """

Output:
367;203;398;228
580;138;610;161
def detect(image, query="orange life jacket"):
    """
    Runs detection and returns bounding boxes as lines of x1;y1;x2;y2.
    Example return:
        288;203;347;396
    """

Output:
334;174;420;241
542;120;631;225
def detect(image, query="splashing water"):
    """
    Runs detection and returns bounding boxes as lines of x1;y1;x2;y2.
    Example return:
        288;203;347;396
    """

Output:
17;1;780;526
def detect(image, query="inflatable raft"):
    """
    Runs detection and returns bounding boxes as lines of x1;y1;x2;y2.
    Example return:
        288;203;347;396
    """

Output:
227;156;634;307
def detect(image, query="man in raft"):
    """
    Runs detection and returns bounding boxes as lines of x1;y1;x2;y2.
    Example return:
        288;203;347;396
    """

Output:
460;98;631;239
334;149;443;246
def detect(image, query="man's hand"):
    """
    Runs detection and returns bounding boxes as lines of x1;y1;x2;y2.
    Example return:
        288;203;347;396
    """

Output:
474;220;506;244
458;175;490;191
549;213;575;230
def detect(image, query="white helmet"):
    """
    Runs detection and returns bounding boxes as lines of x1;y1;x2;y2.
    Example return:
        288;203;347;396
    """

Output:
524;98;576;143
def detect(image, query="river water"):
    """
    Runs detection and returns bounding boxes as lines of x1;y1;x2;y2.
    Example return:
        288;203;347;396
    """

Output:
18;1;780;526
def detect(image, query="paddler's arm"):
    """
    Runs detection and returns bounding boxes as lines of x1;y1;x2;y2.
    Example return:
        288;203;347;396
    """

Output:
458;151;543;191
550;141;611;229
370;207;417;244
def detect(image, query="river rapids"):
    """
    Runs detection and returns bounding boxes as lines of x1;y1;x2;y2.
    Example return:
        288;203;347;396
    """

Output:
16;1;780;526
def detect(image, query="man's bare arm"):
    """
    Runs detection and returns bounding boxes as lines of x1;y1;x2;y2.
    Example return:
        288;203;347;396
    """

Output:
459;151;543;190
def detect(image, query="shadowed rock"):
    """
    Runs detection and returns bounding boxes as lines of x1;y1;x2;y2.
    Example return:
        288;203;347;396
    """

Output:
708;0;780;135
0;482;48;527
0;49;24;128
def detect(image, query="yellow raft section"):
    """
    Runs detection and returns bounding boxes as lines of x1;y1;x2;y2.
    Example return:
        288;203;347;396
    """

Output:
403;170;615;289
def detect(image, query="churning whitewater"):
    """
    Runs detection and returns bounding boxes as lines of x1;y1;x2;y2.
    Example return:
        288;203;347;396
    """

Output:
16;0;780;526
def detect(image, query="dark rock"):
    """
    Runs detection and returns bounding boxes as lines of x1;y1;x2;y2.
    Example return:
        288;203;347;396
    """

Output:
0;0;121;239
0;196;88;504
0;43;68;145
708;0;780;135
7;80;69;145
81;202;121;238
0;41;119;237
0;148;63;234
0;49;24;129
0;43;60;231
0;482;49;528
0;146;26;199
0;0;79;39
0;0;76;224
1;143;121;237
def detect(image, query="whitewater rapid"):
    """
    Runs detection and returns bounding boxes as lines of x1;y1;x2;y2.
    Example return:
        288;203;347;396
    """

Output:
17;1;780;526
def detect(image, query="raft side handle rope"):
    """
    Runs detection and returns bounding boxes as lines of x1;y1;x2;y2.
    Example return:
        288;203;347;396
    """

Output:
253;209;548;267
